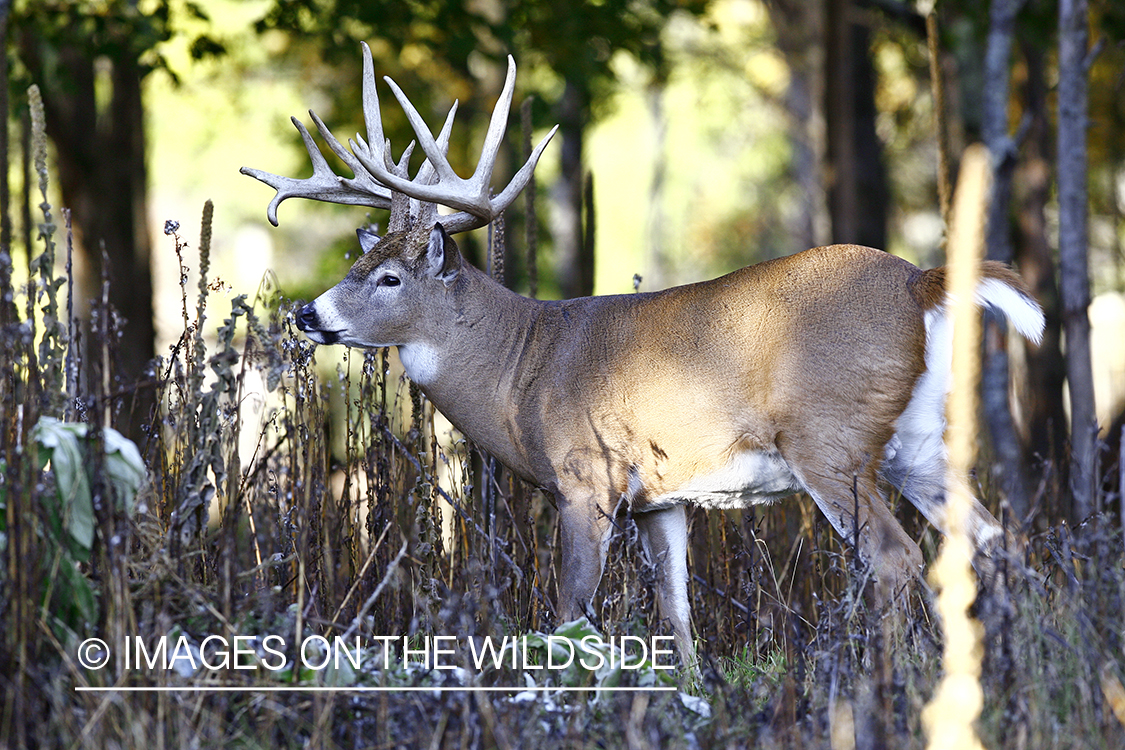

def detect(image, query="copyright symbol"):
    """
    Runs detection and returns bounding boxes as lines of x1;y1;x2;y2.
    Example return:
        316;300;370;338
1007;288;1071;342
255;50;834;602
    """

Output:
78;638;110;670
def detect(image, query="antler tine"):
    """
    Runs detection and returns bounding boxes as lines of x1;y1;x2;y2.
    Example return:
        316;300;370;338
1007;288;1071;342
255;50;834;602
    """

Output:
309;41;401;192
385;142;426;233
240;44;397;225
415;98;459;188
308;110;394;203
472;55;517;185
353;55;557;233
243;45;556;234
360;77;465;199
368;95;457;234
491;122;560;213
239;115;393;226
240;41;397;225
359;42;386;158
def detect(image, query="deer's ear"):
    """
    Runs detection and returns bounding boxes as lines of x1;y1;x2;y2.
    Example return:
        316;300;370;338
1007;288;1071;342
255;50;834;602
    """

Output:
356;228;382;254
426;223;461;286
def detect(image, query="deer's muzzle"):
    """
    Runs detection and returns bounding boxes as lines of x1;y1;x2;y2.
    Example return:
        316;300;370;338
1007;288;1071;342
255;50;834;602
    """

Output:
296;303;337;345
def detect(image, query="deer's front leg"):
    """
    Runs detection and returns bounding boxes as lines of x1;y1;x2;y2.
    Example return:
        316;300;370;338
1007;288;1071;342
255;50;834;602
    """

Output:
555;487;614;624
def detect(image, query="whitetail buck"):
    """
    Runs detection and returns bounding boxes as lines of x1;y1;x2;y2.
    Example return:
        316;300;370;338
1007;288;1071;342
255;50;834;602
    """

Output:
243;43;1045;666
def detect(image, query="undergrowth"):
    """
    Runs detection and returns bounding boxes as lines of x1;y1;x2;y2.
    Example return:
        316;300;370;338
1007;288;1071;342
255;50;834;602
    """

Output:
1;93;1124;749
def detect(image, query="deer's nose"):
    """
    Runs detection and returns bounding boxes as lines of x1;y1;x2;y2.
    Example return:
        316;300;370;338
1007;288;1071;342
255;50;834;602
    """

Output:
295;303;319;332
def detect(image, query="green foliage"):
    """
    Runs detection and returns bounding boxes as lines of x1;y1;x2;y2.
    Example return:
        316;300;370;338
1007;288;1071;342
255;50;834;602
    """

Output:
0;417;145;631
29;417;144;554
13;0;225;80
252;0;712;160
721;644;786;689
248;0;711;263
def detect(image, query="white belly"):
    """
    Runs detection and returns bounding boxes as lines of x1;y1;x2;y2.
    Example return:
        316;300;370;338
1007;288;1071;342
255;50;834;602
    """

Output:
647;449;801;510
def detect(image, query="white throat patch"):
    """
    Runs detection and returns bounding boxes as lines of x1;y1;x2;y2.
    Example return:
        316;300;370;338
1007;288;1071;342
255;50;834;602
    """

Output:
398;343;441;386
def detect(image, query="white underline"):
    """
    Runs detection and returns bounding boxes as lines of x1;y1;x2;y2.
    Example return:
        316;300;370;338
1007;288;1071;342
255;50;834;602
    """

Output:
75;685;678;693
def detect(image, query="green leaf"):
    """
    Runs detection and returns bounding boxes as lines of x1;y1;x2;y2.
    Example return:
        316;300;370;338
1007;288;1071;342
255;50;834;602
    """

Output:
32;417;146;554
102;425;146;515
33;418;95;552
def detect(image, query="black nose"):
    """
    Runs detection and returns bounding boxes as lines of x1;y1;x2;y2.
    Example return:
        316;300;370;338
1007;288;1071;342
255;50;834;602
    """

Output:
296;303;318;332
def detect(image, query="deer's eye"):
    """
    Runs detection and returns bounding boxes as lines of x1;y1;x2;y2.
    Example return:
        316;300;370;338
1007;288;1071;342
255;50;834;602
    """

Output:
380;274;401;288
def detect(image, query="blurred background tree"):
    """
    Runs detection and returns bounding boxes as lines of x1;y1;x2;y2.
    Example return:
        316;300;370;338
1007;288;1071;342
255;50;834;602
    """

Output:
10;0;224;440
252;0;710;298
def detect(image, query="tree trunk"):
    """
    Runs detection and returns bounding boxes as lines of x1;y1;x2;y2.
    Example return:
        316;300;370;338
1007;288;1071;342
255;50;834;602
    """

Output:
980;0;1033;518
0;0;13;328
19;37;156;441
1057;0;1097;522
552;81;594;299
1014;40;1068;513
765;0;829;252
824;0;887;249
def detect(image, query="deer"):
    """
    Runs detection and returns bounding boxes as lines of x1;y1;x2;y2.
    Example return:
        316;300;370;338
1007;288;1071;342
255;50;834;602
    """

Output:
242;43;1045;669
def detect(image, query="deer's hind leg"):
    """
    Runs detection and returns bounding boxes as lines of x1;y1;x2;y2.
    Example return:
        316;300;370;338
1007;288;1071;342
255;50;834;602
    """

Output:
635;504;695;668
881;367;1010;587
791;456;924;605
882;383;1005;549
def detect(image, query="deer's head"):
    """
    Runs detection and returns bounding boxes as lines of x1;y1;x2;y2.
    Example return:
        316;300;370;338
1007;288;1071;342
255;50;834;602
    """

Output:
242;42;555;349
295;223;462;349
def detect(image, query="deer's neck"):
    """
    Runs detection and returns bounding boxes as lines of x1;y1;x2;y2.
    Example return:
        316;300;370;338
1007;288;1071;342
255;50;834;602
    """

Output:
403;265;546;480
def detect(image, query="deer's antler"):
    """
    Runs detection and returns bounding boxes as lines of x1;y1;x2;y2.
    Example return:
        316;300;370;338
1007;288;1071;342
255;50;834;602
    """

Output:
241;42;557;234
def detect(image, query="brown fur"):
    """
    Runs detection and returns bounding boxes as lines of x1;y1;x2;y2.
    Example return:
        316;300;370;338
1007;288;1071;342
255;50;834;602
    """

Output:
910;261;1036;313
299;230;1039;667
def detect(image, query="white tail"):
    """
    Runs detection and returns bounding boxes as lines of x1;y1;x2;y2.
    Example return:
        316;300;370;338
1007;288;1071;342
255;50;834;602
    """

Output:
243;46;1045;668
